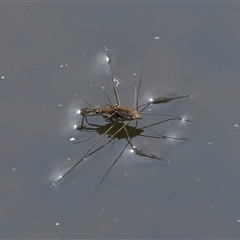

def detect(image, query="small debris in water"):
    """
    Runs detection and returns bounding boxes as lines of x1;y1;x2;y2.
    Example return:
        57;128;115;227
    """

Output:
60;64;68;68
113;79;119;87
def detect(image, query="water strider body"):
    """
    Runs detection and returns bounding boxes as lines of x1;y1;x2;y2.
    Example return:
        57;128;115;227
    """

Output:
52;48;193;192
80;104;141;123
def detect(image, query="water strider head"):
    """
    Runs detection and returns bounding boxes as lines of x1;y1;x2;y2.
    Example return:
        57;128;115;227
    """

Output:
80;106;103;116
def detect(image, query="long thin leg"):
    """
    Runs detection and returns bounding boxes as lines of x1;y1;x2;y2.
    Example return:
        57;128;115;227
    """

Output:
73;132;98;144
139;117;185;130
122;125;168;162
137;95;192;113
104;47;121;105
94;141;130;194
51;123;117;184
141;112;194;123
138;118;187;140
135;67;144;110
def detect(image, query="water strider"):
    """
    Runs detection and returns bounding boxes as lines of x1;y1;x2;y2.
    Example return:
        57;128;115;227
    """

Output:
52;48;193;192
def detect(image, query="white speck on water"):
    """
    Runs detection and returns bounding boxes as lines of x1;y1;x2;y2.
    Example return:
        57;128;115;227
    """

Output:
181;117;186;122
154;36;160;41
12;168;16;171
58;104;63;107
77;109;81;114
1;76;4;79
55;222;60;226
208;142;212;145
70;138;75;141
234;124;239;128
74;125;77;129
113;79;119;87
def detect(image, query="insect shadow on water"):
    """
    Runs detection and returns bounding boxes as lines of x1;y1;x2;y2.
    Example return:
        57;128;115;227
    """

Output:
52;48;193;193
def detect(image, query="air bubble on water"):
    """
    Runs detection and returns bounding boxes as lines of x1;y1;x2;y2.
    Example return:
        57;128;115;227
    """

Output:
113;79;119;87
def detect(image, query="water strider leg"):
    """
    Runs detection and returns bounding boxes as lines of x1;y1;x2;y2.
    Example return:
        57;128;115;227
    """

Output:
137;95;193;113
122;125;168;162
51;123;118;184
93;141;130;194
104;47;121;105
137;119;188;140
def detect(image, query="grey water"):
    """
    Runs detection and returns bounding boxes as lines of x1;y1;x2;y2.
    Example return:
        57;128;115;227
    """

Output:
1;2;240;239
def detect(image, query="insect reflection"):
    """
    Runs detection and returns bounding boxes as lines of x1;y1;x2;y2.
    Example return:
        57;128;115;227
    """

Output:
52;48;193;192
